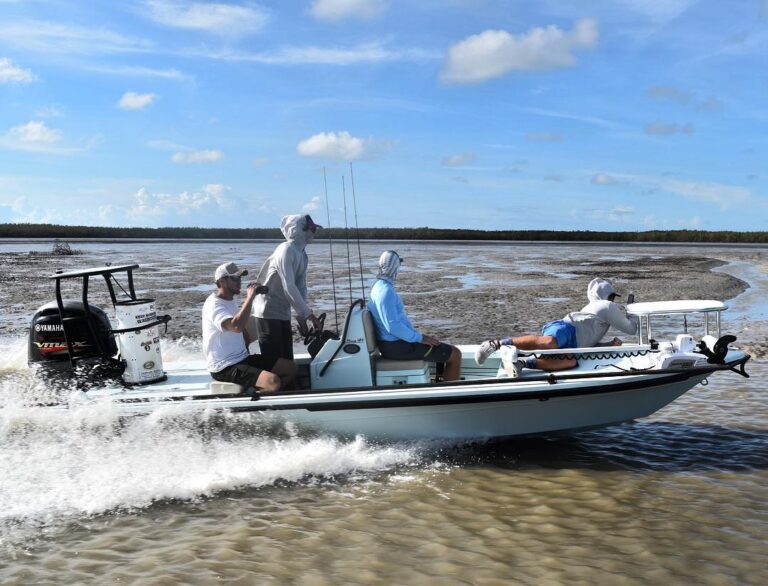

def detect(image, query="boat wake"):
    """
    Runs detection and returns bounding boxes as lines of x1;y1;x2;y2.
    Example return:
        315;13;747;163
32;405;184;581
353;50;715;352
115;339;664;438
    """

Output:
0;338;424;549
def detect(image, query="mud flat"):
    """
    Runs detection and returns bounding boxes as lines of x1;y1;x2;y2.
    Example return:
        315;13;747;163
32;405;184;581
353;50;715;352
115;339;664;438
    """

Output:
0;241;763;356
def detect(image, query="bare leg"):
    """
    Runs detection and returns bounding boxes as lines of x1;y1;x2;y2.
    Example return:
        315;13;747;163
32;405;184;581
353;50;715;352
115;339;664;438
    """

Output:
489;335;576;372
270;358;297;389
510;335;559;350
536;356;578;371
255;370;281;393
443;346;462;382
485;335;558;351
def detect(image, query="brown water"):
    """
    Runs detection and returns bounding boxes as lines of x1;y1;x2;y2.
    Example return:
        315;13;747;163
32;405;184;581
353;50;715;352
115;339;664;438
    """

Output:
1;241;766;584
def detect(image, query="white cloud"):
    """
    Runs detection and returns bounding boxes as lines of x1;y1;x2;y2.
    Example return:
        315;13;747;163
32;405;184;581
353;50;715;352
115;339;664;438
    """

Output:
521;107;624;130
696;97;723;112
647;85;690;104
659;178;750;209
592;173;617;185
35;105;64;118
117;91;157;110
0;121;63;152
142;0;268;36
297;131;390;161
526;131;561;143
147;139;189;151
198;42;437;65
442;152;475;167
171;149;224;164
84;64;188;80
647;87;724;113
615;0;696;24
129;184;233;219
0;20;152;55
678;215;704;228
0;57;34;83
441;18;598;84
311;0;389;22
0;203;12;222
0;195;58;223
580;206;636;223
612;172;752;210
303;196;322;211
644;121;694;136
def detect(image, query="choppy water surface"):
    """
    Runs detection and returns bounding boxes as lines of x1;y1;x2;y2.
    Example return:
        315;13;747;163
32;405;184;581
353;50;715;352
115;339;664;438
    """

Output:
1;240;766;584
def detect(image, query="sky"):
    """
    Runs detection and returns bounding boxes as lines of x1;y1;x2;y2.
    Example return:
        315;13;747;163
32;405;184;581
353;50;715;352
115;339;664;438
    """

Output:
0;0;766;231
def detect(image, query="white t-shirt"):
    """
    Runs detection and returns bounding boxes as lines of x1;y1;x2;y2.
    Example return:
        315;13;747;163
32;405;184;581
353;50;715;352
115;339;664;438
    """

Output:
202;293;249;372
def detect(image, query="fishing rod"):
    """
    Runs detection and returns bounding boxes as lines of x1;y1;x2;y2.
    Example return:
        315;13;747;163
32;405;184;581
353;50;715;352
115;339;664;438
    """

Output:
349;162;366;303
341;175;354;306
323;167;339;333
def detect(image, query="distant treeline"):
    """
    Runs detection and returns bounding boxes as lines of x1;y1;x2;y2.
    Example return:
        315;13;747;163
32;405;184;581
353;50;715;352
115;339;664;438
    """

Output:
2;223;768;243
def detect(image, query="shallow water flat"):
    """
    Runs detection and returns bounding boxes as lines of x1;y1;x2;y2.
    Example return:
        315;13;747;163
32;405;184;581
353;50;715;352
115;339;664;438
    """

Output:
1;241;766;584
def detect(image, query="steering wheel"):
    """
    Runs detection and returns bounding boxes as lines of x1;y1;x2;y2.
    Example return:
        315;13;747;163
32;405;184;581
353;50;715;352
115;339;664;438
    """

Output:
303;313;327;346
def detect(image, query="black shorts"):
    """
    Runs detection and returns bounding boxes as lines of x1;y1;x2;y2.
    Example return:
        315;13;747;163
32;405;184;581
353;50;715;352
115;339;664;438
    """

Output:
254;318;294;360
378;340;454;363
211;354;278;389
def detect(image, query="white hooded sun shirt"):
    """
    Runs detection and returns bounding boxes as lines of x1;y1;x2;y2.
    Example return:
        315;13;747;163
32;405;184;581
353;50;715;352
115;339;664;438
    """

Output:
376;250;401;283
252;214;313;321
562;278;639;347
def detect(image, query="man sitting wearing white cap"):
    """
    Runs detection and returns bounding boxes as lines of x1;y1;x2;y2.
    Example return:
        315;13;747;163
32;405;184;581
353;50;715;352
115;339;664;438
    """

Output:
202;262;296;393
474;277;639;377
368;250;462;382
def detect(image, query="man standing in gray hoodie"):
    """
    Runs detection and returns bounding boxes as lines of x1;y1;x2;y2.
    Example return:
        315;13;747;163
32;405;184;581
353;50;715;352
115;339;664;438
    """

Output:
474;278;639;377
252;214;323;360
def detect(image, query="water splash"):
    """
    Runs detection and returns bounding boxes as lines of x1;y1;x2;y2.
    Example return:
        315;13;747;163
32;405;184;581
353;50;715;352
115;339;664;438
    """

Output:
0;337;28;373
0;337;422;548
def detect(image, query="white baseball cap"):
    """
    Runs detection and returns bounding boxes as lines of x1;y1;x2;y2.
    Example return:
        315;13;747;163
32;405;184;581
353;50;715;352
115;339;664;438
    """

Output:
214;262;248;282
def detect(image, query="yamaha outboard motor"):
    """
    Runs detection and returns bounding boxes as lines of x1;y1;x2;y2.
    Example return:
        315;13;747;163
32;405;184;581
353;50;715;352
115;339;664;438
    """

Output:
28;301;119;371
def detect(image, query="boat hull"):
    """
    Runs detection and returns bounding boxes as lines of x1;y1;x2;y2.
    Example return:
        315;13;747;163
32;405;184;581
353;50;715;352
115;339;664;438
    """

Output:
254;375;706;440
73;368;711;441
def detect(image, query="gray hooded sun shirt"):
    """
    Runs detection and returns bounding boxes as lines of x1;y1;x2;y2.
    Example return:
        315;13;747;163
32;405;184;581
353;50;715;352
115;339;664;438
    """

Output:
562;278;639;347
252;214;313;321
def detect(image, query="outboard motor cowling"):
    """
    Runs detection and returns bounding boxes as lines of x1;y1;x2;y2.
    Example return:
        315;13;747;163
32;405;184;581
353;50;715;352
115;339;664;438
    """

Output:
114;299;165;384
28;301;118;369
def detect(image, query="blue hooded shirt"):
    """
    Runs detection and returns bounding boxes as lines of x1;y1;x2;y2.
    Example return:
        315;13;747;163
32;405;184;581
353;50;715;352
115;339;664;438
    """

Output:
368;278;422;344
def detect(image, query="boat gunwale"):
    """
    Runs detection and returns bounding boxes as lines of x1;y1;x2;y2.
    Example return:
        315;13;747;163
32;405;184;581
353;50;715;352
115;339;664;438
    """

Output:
102;355;749;412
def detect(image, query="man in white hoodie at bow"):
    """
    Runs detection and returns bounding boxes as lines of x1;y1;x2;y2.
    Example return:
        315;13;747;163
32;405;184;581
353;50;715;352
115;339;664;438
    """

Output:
252;214;323;360
474;278;639;377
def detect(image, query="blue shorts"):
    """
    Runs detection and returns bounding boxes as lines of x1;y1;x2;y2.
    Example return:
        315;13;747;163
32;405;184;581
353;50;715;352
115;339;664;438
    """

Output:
540;320;577;349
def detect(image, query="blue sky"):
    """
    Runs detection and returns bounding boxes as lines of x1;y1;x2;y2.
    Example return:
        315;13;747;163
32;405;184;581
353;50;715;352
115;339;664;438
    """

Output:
0;0;766;231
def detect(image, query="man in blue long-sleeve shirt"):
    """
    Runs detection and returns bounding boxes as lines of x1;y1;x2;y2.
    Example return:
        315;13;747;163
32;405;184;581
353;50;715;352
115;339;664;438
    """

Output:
368;250;462;381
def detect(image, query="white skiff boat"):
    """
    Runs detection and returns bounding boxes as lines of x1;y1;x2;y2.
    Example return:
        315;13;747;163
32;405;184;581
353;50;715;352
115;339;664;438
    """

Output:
25;264;750;441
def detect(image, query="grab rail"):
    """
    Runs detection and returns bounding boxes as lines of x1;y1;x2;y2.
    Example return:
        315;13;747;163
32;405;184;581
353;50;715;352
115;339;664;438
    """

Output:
319;299;365;377
109;315;172;335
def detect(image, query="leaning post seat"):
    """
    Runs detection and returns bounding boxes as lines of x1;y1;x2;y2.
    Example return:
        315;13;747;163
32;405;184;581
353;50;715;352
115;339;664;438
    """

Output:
208;381;246;395
361;309;430;386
